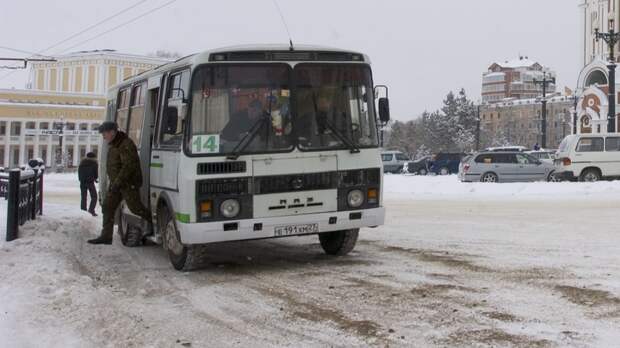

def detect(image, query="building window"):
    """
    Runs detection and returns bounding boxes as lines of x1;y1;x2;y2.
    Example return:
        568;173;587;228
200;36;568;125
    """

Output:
10;122;21;136
39;122;49;130
0;121;6;135
26;122;35;129
66;122;76;131
79;123;88;131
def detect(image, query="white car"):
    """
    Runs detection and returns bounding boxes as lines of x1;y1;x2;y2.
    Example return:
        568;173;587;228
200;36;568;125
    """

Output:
381;151;409;173
554;134;620;181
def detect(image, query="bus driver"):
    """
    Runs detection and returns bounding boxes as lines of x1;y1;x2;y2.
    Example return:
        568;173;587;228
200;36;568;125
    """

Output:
221;99;266;141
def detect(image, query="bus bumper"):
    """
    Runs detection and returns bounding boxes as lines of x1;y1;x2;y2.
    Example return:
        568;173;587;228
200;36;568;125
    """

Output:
177;207;386;244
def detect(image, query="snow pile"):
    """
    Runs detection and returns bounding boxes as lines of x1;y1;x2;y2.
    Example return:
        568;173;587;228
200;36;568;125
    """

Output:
43;172;81;195
385;174;620;200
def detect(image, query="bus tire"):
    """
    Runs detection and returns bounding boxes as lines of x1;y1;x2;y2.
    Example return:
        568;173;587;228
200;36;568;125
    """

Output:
117;205;142;247
159;205;205;271
319;229;359;256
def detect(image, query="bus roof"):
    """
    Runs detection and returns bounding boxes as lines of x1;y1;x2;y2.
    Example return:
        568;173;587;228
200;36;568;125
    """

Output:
110;44;370;93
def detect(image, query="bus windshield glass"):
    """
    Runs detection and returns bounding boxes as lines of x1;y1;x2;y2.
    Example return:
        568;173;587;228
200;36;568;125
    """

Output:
189;64;293;155
294;64;378;150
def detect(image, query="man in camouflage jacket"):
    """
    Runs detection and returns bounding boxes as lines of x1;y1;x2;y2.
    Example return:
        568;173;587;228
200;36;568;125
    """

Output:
88;121;151;245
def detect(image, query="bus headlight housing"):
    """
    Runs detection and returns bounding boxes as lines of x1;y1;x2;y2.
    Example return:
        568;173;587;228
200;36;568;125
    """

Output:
347;189;364;208
220;199;241;218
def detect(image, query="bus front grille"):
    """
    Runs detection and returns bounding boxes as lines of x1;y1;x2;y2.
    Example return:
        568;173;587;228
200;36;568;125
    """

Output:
196;178;250;195
197;161;246;175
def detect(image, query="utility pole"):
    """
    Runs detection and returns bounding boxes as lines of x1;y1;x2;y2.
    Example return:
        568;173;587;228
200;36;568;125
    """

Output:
595;15;620;133
533;72;555;148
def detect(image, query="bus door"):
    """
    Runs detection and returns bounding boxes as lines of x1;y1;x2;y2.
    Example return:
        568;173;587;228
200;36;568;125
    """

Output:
140;74;162;206
151;69;190;193
124;81;150;208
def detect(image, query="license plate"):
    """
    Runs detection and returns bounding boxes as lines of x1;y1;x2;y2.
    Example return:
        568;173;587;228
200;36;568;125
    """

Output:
274;223;319;237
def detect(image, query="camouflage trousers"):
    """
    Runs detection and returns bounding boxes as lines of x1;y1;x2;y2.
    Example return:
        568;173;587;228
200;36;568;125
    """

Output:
101;187;151;240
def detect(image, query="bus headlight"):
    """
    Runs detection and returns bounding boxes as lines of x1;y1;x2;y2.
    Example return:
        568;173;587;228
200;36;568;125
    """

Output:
347;189;364;208
220;199;240;218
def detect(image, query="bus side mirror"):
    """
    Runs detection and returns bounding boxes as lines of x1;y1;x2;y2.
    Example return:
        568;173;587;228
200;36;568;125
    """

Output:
163;106;178;134
378;97;390;123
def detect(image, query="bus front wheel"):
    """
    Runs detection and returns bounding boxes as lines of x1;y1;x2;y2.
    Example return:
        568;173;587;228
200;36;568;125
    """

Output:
159;205;204;271
319;229;359;256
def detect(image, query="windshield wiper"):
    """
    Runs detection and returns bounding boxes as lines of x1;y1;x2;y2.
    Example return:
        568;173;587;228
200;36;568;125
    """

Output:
312;92;359;154
319;114;360;153
226;114;269;160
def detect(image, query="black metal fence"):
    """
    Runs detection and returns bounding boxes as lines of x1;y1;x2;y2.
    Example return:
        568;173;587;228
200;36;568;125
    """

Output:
1;163;44;241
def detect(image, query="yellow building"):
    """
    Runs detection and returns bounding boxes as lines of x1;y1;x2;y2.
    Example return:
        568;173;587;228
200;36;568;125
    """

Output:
0;50;167;169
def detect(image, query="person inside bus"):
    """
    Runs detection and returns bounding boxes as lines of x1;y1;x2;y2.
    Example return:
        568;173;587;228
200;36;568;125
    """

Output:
298;93;347;147
221;99;268;142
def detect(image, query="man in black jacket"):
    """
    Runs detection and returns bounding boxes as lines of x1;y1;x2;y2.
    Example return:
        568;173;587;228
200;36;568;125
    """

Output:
78;152;98;216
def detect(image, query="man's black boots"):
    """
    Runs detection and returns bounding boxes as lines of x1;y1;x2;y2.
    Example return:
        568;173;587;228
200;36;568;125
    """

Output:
87;236;112;245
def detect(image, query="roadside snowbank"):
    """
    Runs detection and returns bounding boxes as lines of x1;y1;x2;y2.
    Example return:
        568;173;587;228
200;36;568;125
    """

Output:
384;174;620;200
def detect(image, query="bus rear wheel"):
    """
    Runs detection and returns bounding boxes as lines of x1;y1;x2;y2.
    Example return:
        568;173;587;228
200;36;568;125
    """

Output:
159;205;205;271
319;229;359;256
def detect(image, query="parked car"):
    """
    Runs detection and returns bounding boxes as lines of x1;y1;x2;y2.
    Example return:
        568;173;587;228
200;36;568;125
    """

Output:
429;153;466;175
459;151;556;183
526;150;556;164
404;156;431;175
554;134;620;182
484;146;528;152
381;151;409;173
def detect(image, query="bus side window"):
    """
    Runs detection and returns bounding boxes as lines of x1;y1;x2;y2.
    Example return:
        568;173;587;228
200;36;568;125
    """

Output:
160;69;189;147
127;82;147;147
116;88;131;131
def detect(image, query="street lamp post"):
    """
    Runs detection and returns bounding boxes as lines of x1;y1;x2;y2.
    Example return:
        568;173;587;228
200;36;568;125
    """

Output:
572;95;578;135
595;15;620;133
533;72;555;148
55;117;66;170
475;101;482;151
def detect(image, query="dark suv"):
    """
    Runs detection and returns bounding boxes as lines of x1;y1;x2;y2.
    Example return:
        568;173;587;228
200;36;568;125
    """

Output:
404;156;431;175
429;153;466;175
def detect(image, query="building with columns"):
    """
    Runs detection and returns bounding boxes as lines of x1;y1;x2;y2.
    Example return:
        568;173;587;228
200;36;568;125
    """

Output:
0;50;167;169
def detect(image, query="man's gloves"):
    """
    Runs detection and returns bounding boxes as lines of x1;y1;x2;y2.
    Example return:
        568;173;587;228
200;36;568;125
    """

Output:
109;182;121;193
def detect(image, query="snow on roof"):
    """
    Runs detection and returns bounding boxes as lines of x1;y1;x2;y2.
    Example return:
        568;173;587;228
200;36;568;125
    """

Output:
55;49;170;64
484;72;505;77
495;57;540;69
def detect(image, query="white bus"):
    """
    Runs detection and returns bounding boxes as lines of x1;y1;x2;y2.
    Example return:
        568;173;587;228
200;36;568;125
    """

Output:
101;45;389;270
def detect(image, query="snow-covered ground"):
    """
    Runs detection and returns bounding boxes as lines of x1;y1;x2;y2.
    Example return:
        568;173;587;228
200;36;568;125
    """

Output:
386;173;620;201
1;174;620;347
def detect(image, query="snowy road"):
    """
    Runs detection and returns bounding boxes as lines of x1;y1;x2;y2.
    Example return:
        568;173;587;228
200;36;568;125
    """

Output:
1;175;620;347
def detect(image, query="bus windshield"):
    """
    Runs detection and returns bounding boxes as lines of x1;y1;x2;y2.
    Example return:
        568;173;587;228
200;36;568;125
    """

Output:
189;64;378;156
294;64;378;150
190;64;294;155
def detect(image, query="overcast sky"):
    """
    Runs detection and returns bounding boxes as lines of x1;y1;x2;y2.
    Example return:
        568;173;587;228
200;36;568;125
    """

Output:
0;0;581;121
